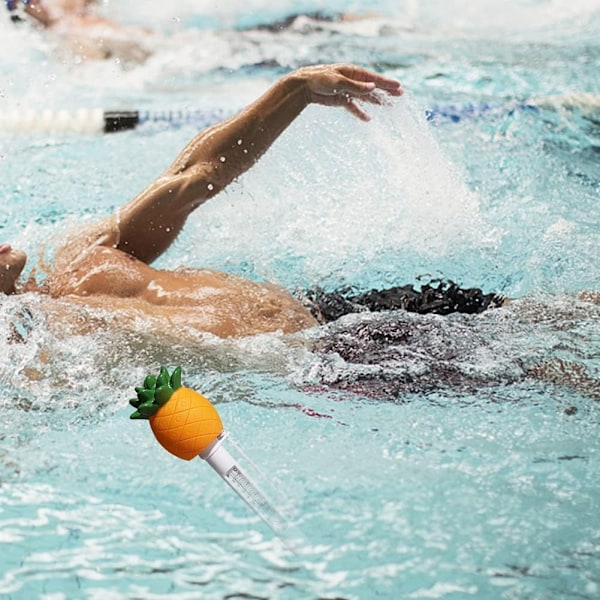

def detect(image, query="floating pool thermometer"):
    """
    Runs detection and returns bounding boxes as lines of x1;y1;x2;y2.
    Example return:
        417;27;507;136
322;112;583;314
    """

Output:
129;366;297;544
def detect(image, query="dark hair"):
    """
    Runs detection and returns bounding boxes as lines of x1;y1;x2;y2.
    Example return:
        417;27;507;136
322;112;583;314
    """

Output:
305;280;505;323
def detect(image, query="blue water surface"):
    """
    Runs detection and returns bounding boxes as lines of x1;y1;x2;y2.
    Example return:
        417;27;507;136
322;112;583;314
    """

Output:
0;1;599;599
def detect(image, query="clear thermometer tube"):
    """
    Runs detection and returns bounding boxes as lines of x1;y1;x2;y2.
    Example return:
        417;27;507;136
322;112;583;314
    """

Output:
200;432;299;543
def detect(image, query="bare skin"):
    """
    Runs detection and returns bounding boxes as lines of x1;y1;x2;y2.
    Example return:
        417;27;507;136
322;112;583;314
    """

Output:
0;64;403;339
17;0;127;29
14;0;53;27
12;0;115;29
11;0;154;63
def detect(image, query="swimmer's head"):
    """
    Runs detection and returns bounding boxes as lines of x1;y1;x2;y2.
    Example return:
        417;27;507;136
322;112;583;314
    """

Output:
0;243;27;295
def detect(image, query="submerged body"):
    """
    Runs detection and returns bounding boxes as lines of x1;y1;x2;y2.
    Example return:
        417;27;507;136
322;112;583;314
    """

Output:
7;0;155;63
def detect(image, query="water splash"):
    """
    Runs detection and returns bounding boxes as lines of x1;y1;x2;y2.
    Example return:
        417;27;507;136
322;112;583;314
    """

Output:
184;94;498;290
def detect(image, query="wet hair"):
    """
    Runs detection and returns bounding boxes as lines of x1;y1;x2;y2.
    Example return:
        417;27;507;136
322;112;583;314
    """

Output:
304;280;506;323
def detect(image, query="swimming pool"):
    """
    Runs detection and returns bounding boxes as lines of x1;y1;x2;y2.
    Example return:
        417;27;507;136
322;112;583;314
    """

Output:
1;1;599;598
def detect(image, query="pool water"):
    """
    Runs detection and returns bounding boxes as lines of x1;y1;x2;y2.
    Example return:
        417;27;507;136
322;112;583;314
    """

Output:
1;1;599;599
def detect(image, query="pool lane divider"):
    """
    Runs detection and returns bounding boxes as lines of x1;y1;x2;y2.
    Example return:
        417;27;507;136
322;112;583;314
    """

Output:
1;94;597;135
0;108;227;134
0;104;515;134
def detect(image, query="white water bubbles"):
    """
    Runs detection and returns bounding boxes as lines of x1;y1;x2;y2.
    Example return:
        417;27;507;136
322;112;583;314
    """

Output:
349;93;495;255
189;94;499;287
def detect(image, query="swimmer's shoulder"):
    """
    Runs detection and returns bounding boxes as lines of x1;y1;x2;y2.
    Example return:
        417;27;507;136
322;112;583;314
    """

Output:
47;245;152;298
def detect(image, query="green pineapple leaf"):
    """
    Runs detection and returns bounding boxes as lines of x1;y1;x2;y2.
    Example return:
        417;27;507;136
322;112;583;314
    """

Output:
155;385;173;406
129;366;182;420
170;366;182;390
156;366;170;389
143;375;157;389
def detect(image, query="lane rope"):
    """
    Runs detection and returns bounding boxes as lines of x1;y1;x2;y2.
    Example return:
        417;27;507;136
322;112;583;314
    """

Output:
1;94;596;135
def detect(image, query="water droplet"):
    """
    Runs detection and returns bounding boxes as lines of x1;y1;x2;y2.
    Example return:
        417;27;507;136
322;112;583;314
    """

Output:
219;156;226;162
207;183;214;190
237;139;243;145
243;149;248;154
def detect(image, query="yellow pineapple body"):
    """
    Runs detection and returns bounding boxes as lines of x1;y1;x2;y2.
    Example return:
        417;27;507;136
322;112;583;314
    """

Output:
149;387;223;460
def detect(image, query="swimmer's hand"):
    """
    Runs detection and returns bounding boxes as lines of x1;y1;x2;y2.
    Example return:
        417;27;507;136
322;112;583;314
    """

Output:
298;63;403;121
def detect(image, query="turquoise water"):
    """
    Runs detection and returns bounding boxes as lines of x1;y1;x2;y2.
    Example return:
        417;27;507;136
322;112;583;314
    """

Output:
1;1;599;598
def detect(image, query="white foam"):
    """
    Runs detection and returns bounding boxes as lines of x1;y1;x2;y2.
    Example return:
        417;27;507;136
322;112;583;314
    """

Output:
405;0;600;35
186;94;498;282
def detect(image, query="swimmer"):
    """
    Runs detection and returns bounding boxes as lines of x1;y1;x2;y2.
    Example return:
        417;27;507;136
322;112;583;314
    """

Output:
2;64;595;399
5;0;52;26
6;0;109;29
4;63;592;342
5;0;154;64
1;64;407;339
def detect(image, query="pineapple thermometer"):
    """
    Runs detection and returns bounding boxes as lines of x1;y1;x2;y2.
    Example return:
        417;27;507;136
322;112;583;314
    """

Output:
129;366;299;544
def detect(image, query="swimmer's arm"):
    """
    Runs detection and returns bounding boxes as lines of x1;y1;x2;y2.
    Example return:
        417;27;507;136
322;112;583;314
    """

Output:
170;64;403;197
23;0;54;27
77;65;402;265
